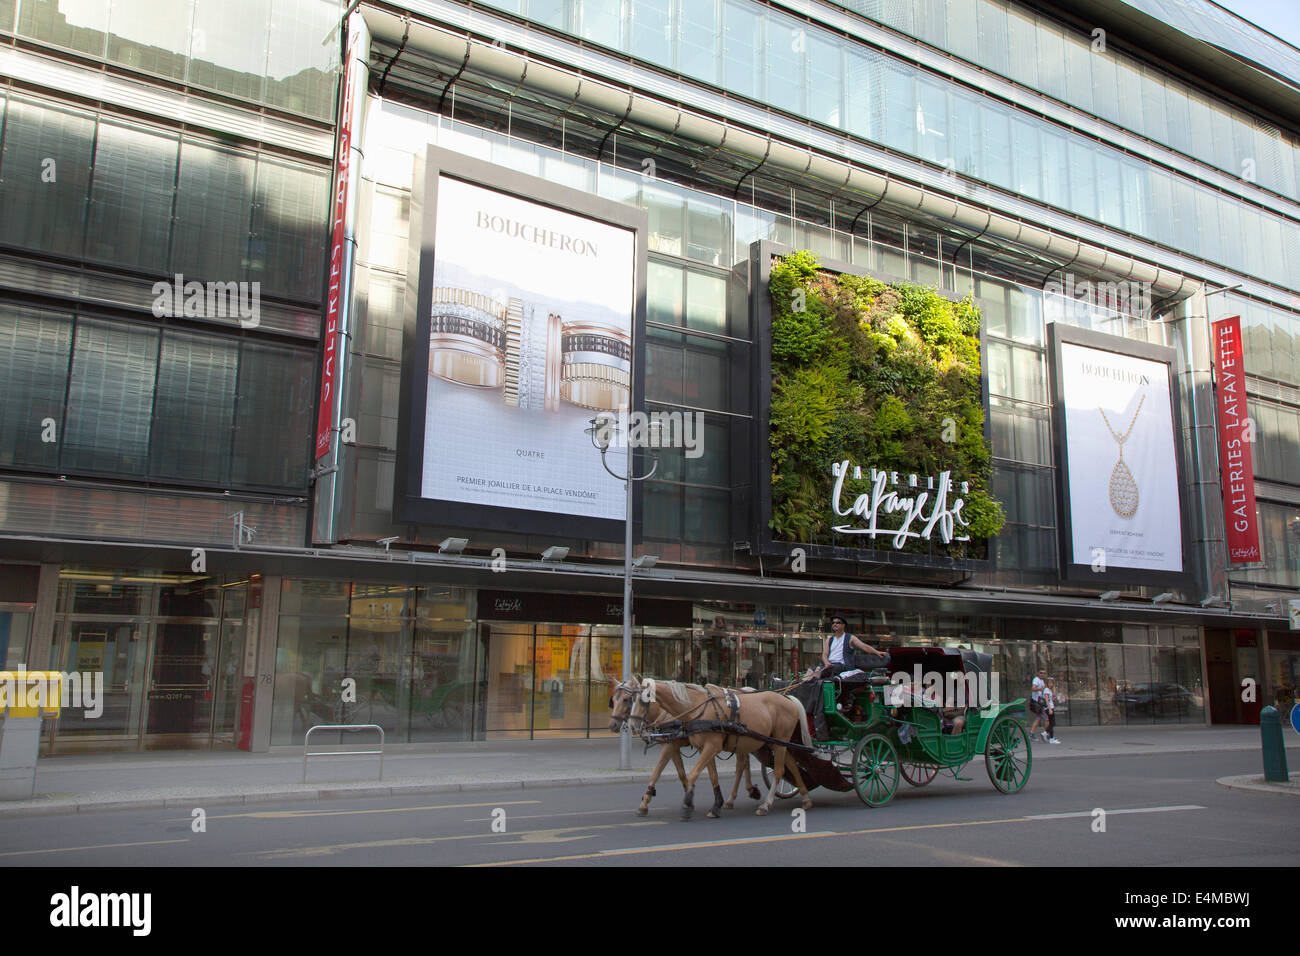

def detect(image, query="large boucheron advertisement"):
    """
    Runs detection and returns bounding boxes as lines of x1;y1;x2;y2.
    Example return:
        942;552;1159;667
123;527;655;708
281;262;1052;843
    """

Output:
1048;323;1189;584
395;148;648;539
1211;316;1261;564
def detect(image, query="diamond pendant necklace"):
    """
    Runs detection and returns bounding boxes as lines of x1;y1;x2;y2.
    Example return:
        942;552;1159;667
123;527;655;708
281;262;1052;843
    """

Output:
1099;395;1144;518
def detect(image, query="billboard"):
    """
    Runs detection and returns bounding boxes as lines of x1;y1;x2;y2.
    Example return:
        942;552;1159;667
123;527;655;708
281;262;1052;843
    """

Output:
395;148;648;540
1210;316;1261;563
1048;323;1189;583
751;243;1002;570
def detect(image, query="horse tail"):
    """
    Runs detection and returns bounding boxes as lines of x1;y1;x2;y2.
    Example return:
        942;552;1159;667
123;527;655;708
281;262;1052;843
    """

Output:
788;694;812;748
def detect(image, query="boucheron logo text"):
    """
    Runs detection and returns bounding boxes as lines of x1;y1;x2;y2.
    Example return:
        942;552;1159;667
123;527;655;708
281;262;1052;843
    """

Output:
474;211;598;257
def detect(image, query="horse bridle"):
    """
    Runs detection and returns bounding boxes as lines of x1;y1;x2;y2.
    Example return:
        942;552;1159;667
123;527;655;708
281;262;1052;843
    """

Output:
609;681;639;730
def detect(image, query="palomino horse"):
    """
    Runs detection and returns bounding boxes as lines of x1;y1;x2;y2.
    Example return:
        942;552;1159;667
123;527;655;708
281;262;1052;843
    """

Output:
608;677;760;817
630;678;813;818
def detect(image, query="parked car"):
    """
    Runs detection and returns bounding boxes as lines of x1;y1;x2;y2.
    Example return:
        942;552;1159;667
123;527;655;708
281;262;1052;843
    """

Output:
1113;682;1195;716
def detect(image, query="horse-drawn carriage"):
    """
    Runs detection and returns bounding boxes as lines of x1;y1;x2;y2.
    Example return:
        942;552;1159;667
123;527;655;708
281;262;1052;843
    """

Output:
611;645;1031;816
762;646;1032;807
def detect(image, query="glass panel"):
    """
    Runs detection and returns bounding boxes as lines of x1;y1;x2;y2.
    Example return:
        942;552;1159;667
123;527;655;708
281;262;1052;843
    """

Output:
530;624;587;736
0;610;32;669
149;330;238;483
807;32;841;128
765;11;804;116
721;0;760;101
630;0;672;68
265;0;337;119
18;0;109;55
63;319;159;476
170;142;254;284
579;0;624;48
249;158;329;298
647;260;683;326
230;342;312;490
483;622;533;736
85;121;178;272
54;620;147;739
188;0;270;102
685;270;726;334
0;100;94;256
106;0;192;80
0;305;72;470
678;0;717;85
271;614;351;744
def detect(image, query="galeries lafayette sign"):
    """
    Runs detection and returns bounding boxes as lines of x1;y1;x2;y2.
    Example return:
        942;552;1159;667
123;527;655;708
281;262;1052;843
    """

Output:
1211;316;1260;563
830;460;971;547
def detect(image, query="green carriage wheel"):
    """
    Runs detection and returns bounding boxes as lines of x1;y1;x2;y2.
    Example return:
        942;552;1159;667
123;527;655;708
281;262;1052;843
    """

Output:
985;716;1032;793
900;759;939;787
852;734;899;807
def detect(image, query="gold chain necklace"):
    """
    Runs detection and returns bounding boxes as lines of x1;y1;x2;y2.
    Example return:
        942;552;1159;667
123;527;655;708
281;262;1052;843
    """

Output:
1098;396;1144;518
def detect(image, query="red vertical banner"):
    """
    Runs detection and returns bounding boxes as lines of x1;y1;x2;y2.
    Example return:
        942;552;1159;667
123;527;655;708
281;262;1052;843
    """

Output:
1211;316;1261;563
314;18;361;461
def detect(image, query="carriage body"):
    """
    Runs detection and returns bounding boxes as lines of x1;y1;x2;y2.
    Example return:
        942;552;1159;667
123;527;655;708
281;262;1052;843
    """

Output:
772;645;1032;806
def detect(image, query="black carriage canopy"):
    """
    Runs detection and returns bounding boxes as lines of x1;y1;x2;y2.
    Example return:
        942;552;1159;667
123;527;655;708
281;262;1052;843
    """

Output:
789;646;994;717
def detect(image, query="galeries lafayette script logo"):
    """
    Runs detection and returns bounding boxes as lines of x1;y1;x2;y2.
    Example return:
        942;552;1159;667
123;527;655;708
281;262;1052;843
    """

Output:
830;460;971;547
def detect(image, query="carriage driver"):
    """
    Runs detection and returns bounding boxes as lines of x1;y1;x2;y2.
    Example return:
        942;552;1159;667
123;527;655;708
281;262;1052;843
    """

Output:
820;613;886;675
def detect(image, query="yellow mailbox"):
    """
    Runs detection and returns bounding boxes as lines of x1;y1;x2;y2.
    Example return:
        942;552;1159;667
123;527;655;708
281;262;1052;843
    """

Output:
0;671;63;718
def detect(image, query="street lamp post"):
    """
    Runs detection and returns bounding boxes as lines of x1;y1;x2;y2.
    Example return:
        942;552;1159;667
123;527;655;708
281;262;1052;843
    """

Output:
588;415;658;770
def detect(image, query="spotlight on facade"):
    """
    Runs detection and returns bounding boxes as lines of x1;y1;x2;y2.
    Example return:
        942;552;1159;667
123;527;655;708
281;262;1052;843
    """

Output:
633;555;658;569
438;537;469;554
1152;592;1175;604
377;536;399;553
1200;596;1226;608
540;546;570;562
1099;590;1121;602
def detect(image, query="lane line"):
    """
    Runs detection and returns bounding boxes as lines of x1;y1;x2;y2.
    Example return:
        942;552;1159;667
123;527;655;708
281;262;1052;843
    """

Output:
463;808;646;823
245;821;667;860
0;839;190;858
1024;805;1206;820
469;804;1208;866
191;800;540;822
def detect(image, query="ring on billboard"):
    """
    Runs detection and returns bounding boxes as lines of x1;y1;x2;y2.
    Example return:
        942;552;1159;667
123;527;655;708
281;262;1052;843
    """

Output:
428;287;509;388
560;320;631;411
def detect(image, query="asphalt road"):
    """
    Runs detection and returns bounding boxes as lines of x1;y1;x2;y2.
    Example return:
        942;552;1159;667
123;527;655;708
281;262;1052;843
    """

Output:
2;749;1294;868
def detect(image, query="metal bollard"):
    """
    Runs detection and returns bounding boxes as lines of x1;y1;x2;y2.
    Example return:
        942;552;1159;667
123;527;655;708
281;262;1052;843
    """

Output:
1260;706;1290;783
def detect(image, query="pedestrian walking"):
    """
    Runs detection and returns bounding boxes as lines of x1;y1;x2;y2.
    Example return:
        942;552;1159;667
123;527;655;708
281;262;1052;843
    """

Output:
1044;677;1061;744
1028;668;1048;739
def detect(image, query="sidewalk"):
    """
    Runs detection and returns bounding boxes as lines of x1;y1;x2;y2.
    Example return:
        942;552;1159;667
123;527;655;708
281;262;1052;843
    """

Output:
1;724;1295;818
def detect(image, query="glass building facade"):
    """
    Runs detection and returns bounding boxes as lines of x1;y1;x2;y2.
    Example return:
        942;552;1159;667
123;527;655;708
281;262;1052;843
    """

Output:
1;0;1298;750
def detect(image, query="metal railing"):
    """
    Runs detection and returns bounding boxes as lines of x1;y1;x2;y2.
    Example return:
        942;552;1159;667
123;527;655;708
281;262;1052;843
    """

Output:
302;724;384;783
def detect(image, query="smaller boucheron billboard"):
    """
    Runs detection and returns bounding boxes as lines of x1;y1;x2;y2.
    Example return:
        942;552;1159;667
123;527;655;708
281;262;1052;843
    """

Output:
394;146;649;540
1048;322;1191;585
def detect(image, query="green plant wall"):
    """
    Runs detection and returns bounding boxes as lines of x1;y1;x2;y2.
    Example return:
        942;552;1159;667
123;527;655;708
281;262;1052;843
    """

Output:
768;250;1005;558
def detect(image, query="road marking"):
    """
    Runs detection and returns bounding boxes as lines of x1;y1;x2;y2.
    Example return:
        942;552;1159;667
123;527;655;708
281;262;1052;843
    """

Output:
246;821;666;859
464;808;642;823
469;804;1209;866
1025;805;1205;820
0;839;189;858
194;800;541;822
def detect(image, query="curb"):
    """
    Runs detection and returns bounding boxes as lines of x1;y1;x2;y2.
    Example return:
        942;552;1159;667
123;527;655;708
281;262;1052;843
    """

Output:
0;772;649;818
1215;773;1300;796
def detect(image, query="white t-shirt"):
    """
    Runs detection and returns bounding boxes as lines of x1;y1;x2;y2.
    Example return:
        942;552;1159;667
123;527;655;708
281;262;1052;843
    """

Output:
1043;687;1055;711
1031;676;1046;701
829;634;851;664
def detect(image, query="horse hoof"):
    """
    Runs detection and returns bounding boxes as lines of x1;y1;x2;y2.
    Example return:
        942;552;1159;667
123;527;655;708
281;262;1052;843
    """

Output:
707;810;720;819
802;798;814;811
748;787;761;801
723;801;735;810
681;808;694;820
636;807;648;816
755;807;769;816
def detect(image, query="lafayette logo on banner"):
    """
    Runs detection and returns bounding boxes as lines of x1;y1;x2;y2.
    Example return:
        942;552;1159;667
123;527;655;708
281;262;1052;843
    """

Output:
1211;316;1261;563
314;17;361;461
